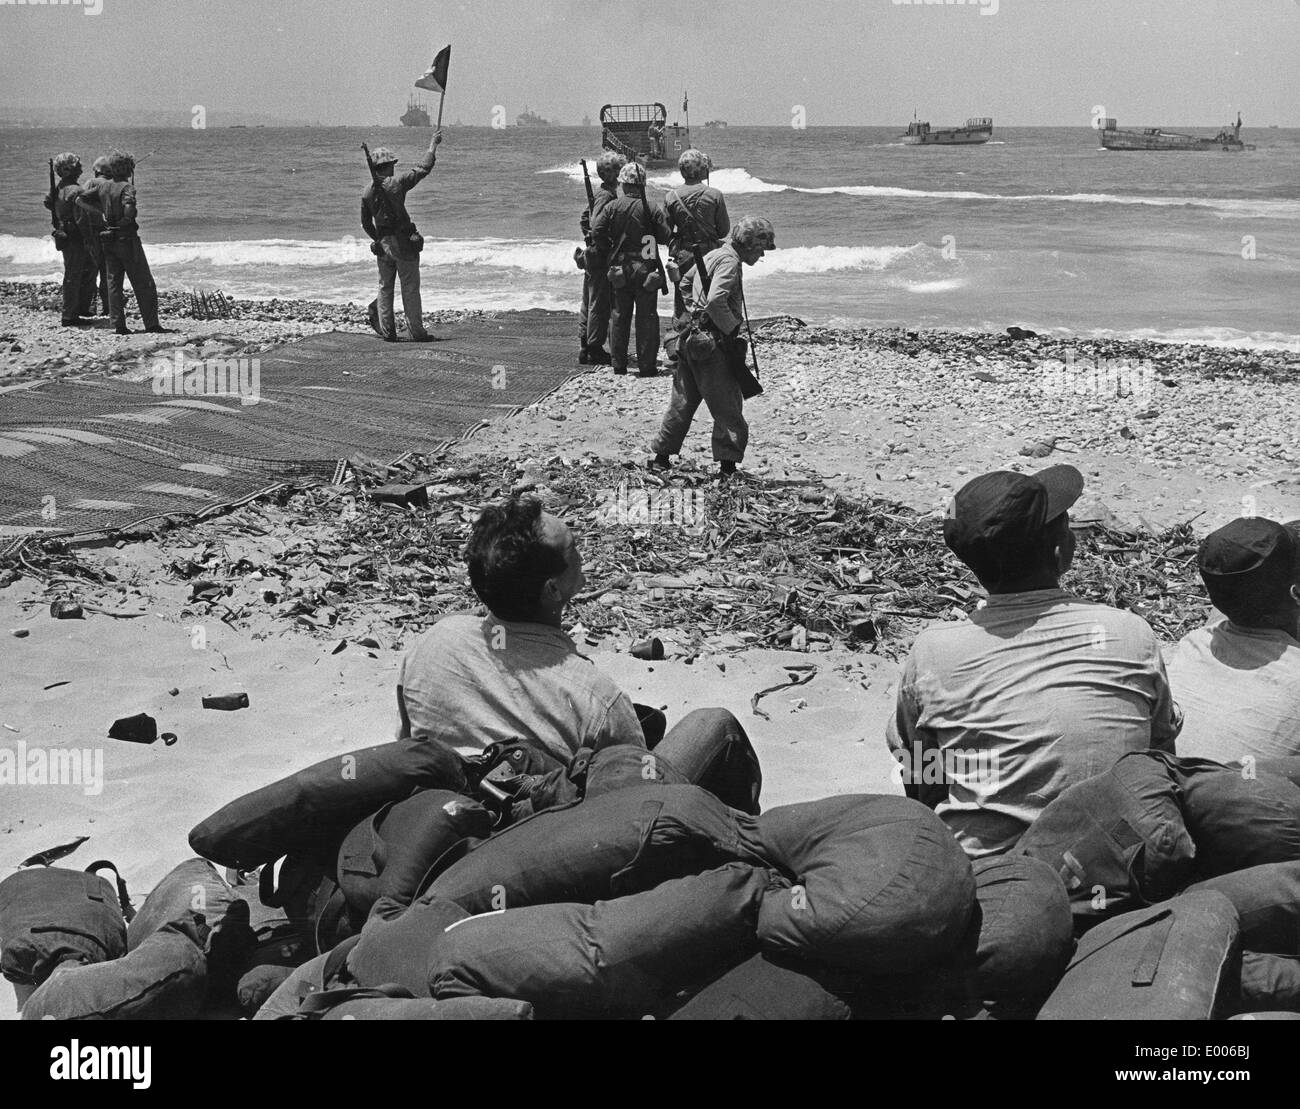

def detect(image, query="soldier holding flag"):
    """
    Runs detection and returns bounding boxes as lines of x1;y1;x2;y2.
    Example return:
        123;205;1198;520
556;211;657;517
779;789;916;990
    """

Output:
360;46;450;343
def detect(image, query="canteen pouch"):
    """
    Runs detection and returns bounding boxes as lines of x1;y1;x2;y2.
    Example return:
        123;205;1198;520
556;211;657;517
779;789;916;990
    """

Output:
607;262;628;290
683;321;718;361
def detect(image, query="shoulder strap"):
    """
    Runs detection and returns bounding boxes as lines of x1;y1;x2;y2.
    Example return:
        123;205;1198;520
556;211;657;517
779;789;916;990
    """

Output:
284;982;414;1020
84;860;135;922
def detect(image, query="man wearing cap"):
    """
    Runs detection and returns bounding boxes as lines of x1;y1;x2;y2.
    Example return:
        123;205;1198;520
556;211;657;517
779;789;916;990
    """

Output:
649;215;775;482
361;131;441;342
1166;517;1300;762
887;464;1183;858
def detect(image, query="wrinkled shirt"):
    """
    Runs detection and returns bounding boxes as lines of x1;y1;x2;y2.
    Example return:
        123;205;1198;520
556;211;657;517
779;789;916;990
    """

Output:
396;613;645;760
362;150;435;258
680;242;745;336
75;178;138;231
1167;616;1300;763
589;191;671;265
886;588;1183;858
665;183;730;255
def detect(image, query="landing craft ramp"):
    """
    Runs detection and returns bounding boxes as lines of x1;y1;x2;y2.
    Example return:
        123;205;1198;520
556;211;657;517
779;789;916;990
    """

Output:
0;312;584;542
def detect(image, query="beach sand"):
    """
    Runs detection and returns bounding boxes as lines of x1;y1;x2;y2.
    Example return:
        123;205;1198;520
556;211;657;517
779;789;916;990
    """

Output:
3;288;1299;1018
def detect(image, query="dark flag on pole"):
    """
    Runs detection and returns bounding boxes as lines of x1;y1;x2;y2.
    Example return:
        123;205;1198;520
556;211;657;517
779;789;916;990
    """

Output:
416;45;452;93
683;91;689;113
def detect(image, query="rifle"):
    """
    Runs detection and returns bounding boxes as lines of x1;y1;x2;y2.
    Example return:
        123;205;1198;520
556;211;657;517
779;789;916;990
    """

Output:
575;158;596;270
44;159;67;247
360;143;421;259
684;232;762;399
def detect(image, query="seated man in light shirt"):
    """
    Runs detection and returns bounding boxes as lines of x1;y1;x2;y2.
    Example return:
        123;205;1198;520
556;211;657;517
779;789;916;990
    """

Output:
1167;517;1300;764
396;493;761;812
887;464;1183;858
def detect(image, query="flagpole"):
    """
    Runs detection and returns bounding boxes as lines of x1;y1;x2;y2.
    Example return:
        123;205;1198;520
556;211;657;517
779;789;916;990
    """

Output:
435;89;446;133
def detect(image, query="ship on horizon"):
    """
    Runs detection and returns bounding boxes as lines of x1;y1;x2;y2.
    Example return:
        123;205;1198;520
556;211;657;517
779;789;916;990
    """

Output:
1099;113;1255;151
902;114;993;145
400;95;431;128
516;107;552;127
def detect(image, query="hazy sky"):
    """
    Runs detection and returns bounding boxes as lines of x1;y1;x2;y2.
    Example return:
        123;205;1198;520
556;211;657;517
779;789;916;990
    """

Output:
1;0;1296;126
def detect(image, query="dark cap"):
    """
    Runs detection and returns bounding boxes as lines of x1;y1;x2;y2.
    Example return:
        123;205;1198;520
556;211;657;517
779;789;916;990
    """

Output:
944;464;1084;579
1198;517;1299;593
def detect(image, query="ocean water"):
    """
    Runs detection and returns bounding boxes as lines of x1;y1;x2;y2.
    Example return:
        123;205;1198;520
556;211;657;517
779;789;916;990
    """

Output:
1;125;1297;347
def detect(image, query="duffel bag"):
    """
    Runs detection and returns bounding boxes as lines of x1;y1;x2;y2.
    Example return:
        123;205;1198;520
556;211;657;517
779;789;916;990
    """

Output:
251;934;360;1020
346;896;470;995
1173;757;1300;879
0;863;130;988
127;857;253;1004
849;854;1075;1020
1188;862;1300;954
755;794;975;974
337;790;492;924
21;922;207;1020
1037;891;1241;1021
237;964;295;1017
320;995;534;1020
668;953;850;1021
424;783;765;914
1239;952;1300;1013
188;739;467;870
1011;750;1194;928
428;863;781;1019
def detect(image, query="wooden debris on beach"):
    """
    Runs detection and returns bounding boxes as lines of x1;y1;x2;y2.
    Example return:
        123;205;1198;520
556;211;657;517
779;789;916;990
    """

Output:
2;454;1215;659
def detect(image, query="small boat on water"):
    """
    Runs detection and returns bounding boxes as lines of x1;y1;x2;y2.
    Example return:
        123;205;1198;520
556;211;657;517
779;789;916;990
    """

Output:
902;115;993;146
600;102;690;168
1099;114;1255;151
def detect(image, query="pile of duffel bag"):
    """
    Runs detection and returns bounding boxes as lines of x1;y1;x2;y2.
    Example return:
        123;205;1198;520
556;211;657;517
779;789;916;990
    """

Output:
8;739;1299;1019
1013;751;1300;1019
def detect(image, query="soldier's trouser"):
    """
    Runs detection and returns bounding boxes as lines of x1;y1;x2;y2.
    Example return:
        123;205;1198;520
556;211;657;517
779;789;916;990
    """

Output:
92;256;110;315
60;241;98;324
650;341;748;462
609;283;661;373
580;266;612;353
376;255;427;340
106;237;160;329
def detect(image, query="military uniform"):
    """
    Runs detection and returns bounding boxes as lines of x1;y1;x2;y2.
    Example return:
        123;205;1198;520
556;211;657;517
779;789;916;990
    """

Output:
589;187;671;375
53;178;98;325
664;182;730;270
77;176;161;333
651;242;749;463
578;178;619;360
361;149;436;341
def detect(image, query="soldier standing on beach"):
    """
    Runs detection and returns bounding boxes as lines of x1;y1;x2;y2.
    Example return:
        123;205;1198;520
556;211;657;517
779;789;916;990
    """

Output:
649;215;775;481
46;153;98;327
75;151;166;335
361;131;442;342
589;161;671;376
664;148;729;326
577;150;626;365
79;155;112;317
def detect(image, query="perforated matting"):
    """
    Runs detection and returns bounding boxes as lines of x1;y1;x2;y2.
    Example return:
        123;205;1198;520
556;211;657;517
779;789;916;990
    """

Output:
0;311;584;539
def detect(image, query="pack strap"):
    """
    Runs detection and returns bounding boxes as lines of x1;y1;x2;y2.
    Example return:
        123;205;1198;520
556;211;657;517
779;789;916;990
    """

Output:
84;860;135;923
285;982;414;1020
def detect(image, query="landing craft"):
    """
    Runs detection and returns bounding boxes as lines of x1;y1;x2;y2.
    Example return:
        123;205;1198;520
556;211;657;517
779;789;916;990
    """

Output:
902;114;994;146
1099;113;1256;151
600;102;691;168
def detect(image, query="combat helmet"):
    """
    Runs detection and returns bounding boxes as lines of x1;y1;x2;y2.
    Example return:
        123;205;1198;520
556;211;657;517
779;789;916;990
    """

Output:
106;150;136;181
370;147;398;167
52;153;82;179
677;148;711;182
91;155;111;178
617;161;647;188
595;150;627;183
731;216;776;252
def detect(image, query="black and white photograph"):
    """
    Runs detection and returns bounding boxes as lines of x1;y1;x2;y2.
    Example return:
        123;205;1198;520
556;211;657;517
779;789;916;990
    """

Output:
0;0;1298;1071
